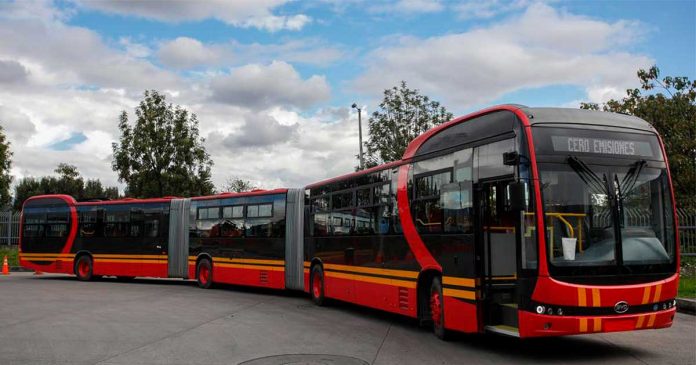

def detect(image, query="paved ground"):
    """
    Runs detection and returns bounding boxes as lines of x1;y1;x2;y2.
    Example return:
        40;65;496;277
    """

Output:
0;273;694;365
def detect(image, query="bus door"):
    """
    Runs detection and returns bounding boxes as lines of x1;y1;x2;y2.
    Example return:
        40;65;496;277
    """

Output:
476;178;520;335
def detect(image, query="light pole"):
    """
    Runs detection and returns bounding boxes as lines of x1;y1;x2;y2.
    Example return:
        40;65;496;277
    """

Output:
352;103;364;170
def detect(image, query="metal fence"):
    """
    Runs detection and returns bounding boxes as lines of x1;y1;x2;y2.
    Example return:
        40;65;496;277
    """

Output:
0;210;20;245
0;208;694;255
678;208;696;256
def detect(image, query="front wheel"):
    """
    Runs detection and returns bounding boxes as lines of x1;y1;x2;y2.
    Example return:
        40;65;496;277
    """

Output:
75;255;93;281
310;265;326;306
197;258;213;289
430;277;448;340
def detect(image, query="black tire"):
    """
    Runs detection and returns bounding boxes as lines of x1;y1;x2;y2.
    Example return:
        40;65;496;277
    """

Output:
197;258;213;289
430;277;448;340
74;255;93;281
310;265;326;306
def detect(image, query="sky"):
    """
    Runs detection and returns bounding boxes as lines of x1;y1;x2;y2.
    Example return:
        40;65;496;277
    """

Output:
0;0;694;193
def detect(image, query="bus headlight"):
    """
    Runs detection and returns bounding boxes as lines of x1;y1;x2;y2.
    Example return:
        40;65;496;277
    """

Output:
536;305;545;314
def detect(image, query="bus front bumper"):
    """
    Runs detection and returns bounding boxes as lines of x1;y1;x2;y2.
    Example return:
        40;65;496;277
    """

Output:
518;308;676;338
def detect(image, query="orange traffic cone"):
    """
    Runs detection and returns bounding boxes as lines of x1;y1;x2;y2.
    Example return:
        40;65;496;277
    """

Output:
2;255;9;275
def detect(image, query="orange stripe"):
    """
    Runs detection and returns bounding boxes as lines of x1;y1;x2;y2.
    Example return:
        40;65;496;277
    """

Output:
592;288;601;307
579;318;588;332
636;315;645;329
641;286;651;304
578;288;587;307
647;314;656;327
593;318;601;332
652;284;662;302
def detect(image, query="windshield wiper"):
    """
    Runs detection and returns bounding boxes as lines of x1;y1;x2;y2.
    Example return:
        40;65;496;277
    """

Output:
618;160;647;197
566;156;608;195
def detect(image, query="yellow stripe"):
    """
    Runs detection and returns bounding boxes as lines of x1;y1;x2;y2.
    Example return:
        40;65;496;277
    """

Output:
579;318;587;332
92;254;167;259
214;257;284;266
95;259;142;264
304;262;311;268
578;288;587;307
491;275;517;281
324;263;418;279
647;314;656;327
593;318;601;332
592;288;601;307
636;315;645;329
443;288;477;300
641;286;651;304
443;276;476;288
325;271;416;288
652;284;662;302
21;253;74;258
216;263;284;272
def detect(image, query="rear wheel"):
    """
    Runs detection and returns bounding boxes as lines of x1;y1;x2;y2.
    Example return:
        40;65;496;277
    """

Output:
197;258;213;289
430;277;448;340
310;265;326;306
75;255;93;281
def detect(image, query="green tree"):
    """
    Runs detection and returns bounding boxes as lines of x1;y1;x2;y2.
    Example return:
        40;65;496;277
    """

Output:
53;163;84;199
221;176;257;193
581;66;696;208
13;163;119;210
364;81;453;166
0;125;12;207
112;90;215;198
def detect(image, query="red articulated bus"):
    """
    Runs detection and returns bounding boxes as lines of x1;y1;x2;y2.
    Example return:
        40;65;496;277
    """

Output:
20;105;679;339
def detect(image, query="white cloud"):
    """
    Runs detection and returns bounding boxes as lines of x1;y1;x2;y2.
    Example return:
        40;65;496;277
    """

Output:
370;0;444;14
354;3;652;107
74;0;312;32
0;60;29;83
158;37;226;70
453;0;535;20
157;37;345;70
210;61;331;109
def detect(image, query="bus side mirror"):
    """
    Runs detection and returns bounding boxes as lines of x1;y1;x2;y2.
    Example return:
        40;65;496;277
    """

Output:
509;181;525;211
503;151;519;166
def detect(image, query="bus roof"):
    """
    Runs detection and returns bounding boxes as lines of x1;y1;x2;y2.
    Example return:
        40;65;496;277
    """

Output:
522;107;657;133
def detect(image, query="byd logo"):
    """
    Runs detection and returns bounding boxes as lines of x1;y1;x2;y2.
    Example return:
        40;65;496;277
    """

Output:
614;301;630;314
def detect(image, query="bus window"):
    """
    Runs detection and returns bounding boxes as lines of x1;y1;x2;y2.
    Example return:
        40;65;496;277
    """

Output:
196;207;219;238
79;210;100;237
413;170;451;233
476;138;515;179
442;181;473;234
104;209;129;238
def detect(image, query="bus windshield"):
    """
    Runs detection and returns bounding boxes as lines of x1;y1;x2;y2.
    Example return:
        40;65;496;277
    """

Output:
539;161;676;271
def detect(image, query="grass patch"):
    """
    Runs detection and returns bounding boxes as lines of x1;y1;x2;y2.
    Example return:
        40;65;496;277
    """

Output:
0;246;18;267
679;256;696;298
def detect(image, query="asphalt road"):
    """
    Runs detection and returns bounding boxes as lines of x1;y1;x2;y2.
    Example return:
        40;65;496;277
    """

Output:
0;273;694;365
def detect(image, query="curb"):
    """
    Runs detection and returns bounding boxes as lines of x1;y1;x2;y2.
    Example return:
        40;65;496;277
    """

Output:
676;298;695;315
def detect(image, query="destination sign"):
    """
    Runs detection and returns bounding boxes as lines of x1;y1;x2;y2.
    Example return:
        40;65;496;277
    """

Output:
551;136;654;157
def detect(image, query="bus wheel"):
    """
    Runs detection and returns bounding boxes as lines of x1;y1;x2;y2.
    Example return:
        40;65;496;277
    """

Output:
310;265;326;306
75;256;93;281
197;258;213;289
430;277;448;340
